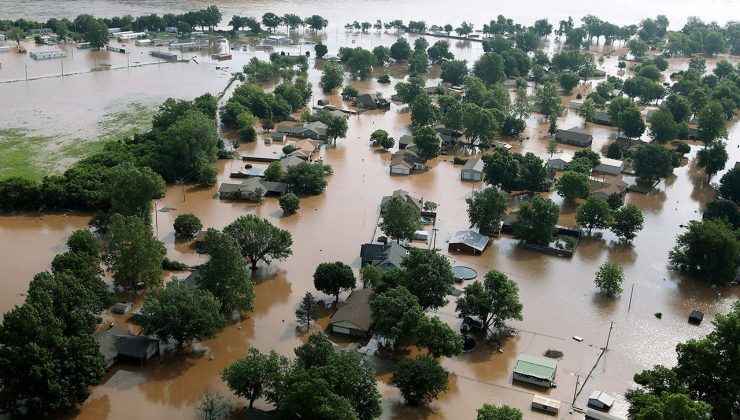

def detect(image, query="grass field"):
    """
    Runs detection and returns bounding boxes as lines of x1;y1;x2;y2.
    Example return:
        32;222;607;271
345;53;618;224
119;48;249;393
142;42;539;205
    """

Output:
0;103;154;181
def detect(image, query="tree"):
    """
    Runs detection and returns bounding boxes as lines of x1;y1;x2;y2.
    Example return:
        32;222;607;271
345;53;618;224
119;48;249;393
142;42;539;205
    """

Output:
392;355;449;405
222;348;290;409
105;163;165;220
320;62;344;92
261;12;282;32
461;103;498;148
305;15;328;32
85;19;109;49
66;229;99;256
417;316;463;358
264;160;284;182
427;40;454;63
286;161;328;194
379;196;421;243
628;39;648;57
594;261;624;297
279;193;300;215
556;171;590;200
566;157;595;174
313;261;356;304
626;390;713;419
370;129;390;147
476;404;524;420
703;199;740;228
718;168;740;203
370;286;424;343
400;248;455;310
669;219;739;284
576;196;612;234
325;114;349;145
577;98;596;123
511;195;560;245
518;152;548;192
547;138;559;157
513;87;533;120
295;292;317;330
466;187;508;235
139;280;224;348
559;71;580;94
620;107;646;139
697;101;727;145
611;203;645;242
473;53;506;85
408;51;430;75
411;125;441;159
314;42;328;58
538;81;562;119
173;213;202;240
650;109;677;143
410;94;439;128
102;214;164;292
279;372;358;420
198;229;256;314
634;144;673;180
573;149;601;168
456;269;523;332
389;38;412;61
224;215;293;270
197;391;226;420
696;143;728;179
347;48;376;79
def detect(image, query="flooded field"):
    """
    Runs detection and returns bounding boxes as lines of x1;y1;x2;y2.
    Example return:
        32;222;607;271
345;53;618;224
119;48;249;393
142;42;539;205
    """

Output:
1;3;739;419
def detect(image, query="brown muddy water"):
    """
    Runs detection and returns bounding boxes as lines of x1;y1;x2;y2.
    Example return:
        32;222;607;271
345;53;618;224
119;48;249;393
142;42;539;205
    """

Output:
1;15;739;420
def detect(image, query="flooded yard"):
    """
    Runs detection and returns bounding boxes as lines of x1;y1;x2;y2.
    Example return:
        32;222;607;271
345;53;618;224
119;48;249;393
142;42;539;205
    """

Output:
0;3;738;419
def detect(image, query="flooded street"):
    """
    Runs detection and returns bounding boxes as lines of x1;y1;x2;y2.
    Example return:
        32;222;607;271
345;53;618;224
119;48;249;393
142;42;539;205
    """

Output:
1;2;739;419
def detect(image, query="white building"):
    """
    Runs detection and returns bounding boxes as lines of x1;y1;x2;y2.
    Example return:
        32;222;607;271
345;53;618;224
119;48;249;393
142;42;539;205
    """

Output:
461;157;484;182
29;49;67;59
588;391;615;410
594;157;625;175
263;35;290;45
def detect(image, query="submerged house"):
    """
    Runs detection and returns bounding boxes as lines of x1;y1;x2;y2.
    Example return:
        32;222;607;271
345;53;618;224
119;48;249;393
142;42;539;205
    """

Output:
380;189;423;213
218;177;288;201
555;128;593;147
547;153;574;171
513;354;558;388
354;93;390;110
594;157;625;175
327;288;376;338
95;326;158;369
276;121;328;141
398;135;414;150
448;229;491;254
589;178;628;201
390;150;426;175
360;242;409;271
588;391;615;411
593;111;612;126
461;157;485;182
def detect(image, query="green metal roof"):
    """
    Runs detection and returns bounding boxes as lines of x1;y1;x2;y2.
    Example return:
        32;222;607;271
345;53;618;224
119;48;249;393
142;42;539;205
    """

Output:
514;354;557;380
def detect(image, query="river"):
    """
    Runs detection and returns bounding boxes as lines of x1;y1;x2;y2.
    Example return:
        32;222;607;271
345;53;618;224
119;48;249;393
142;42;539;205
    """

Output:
1;3;739;419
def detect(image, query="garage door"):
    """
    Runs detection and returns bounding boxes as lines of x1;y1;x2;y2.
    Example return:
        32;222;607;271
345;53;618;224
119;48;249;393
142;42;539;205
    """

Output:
332;326;351;335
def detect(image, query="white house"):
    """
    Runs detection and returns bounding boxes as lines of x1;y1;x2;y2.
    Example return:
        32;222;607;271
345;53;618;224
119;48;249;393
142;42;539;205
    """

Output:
547;153;573;171
29;49;67;59
461;157;484;181
588;391;615;410
594;157;625;175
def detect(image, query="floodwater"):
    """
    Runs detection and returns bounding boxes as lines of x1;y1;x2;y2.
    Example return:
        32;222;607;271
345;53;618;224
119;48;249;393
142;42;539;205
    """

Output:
1;5;739;420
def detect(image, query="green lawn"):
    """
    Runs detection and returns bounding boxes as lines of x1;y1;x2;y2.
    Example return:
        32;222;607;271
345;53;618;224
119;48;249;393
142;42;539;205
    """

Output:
0;103;154;181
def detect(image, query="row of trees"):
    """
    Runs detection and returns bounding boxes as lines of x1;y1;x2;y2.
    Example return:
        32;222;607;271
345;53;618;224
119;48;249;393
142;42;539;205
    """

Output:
229;13;327;33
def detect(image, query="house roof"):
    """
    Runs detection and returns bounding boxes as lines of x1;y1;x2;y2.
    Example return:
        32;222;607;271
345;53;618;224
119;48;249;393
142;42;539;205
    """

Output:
514;354;557;380
594;110;611;123
329;289;375;332
449;229;490;252
218;183;243;194
280;155;305;170
555;128;593;145
390;149;425;168
295;139;321;153
115;335;157;359
596;157;624;169
399;135;414;146
585;409;623;420
360;242;409;270
548;153;574;164
462;157;484;173
589;391;615;407
590;178;628;197
381;190;423;212
94;326;132;367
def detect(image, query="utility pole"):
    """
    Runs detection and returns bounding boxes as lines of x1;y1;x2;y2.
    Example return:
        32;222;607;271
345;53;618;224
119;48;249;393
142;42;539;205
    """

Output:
154;203;159;238
627;283;635;313
605;321;614;351
572;374;580;404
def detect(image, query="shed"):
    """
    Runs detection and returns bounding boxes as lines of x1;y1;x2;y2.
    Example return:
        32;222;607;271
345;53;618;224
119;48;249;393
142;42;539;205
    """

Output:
398;135;414;149
111;302;131;314
354;93;390;110
555;128;593;147
414;230;429;240
588;391;615;410
688;310;704;325
271;132;286;142
594;157;625;175
532;394;560;414
461;158;484;182
116;335;159;364
448;230;490;255
585;409;623;420
593;111;612;126
513;354;557;388
547;153;573;171
327;289;376;338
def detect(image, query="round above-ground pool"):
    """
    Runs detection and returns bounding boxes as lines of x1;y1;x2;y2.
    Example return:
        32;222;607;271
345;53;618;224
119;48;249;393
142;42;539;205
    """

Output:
452;266;477;282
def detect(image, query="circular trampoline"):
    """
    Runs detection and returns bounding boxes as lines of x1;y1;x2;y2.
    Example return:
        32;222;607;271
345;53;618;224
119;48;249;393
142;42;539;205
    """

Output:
452;266;477;282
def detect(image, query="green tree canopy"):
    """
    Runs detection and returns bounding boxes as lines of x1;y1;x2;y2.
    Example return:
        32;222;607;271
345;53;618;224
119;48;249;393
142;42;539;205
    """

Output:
669;219;739;284
511;195;560;245
650;109;677;143
466;187;508;235
370;286;424;343
102;214;165;291
556;171;590;200
416;316;463;358
222;348;290;409
139;280;225;348
378;196;422;243
198;229;256;314
392;355;449;405
594;261;624;297
696;143;728;179
224;215;293;270
286;161;328;195
400;248;455;310
412;125;441;159
476;404;524;420
313;261;356;304
611;203;645;242
455;269;523;332
173;213;202;239
634;143;674;180
577;196;612;234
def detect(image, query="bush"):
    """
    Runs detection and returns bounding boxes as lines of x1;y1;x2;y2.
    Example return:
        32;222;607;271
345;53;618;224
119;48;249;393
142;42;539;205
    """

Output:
217;149;233;159
606;142;623;159
282;144;298;154
377;74;391;84
173;213;203;239
197;165;218;187
279;193;300;214
453;156;469;165
162;257;189;270
675;141;690;154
